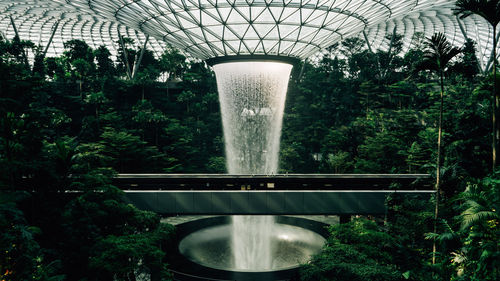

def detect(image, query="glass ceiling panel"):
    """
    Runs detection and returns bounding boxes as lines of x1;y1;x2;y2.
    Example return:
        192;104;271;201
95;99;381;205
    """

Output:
0;0;497;71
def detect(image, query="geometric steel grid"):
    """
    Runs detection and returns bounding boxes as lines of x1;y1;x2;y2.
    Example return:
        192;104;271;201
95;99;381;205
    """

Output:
0;1;498;70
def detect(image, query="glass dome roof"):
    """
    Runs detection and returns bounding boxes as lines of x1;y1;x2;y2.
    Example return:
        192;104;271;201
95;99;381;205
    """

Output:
0;0;498;70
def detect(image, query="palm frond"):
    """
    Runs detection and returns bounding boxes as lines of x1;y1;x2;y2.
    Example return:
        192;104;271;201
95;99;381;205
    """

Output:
454;0;500;26
462;196;487;207
460;210;499;230
415;33;461;74
425;219;459;243
457;184;484;203
440;219;456;235
438;232;458;242
424;232;440;240
454;0;485;18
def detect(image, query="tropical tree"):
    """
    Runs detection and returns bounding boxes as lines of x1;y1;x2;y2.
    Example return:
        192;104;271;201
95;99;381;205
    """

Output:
158;46;186;82
416;32;461;264
459;178;499;232
454;175;499;280
94;45;116;78
454;0;500;170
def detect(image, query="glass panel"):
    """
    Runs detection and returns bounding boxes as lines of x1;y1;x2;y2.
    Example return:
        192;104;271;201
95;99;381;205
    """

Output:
0;0;495;66
244;26;260;39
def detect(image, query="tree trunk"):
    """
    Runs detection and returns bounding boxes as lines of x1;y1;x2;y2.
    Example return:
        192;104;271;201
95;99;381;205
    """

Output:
79;81;83;99
96;106;100;133
493;25;498;171
155;125;159;147
432;71;445;265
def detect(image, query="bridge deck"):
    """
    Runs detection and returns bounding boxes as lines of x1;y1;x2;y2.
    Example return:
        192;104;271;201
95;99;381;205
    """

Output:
118;174;434;215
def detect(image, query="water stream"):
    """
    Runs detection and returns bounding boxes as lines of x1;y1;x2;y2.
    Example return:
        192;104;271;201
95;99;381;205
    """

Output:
213;61;293;270
231;215;274;270
213;61;292;175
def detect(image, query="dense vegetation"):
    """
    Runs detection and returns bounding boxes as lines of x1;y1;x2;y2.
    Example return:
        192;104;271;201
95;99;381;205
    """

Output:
289;33;498;281
0;22;498;281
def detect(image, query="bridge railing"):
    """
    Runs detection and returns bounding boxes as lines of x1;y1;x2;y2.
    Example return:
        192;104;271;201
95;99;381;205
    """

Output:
169;269;236;281
113;173;432;191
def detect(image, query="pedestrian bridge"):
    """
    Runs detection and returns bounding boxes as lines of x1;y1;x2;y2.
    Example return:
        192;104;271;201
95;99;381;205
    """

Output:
115;174;434;215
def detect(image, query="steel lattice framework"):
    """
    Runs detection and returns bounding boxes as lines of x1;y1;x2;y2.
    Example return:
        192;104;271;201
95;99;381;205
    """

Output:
0;0;498;70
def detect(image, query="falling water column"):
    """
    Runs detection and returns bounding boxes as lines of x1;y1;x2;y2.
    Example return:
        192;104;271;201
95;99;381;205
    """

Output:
212;60;293;174
212;59;293;270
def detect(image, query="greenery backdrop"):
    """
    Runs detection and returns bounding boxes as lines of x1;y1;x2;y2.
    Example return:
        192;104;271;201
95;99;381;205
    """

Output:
0;26;498;281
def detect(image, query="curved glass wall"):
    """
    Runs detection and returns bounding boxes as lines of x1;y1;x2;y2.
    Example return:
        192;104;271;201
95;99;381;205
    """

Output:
1;1;498;70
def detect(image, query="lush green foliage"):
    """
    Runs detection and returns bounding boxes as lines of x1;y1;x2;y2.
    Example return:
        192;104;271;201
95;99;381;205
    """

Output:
300;218;403;281
437;175;499;281
0;22;498;281
281;32;488;177
0;37;183;280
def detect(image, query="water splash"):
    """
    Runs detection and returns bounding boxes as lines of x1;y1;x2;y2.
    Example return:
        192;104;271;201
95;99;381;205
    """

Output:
213;61;293;270
231;215;274;270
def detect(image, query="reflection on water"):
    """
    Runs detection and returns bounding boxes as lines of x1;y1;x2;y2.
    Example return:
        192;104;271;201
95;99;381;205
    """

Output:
179;222;325;272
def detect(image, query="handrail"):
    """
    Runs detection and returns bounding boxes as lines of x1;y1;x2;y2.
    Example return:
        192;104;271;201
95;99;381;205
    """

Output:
115;173;431;178
168;269;236;281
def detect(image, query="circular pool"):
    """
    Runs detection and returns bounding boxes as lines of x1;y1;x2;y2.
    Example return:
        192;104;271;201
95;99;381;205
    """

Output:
170;216;327;281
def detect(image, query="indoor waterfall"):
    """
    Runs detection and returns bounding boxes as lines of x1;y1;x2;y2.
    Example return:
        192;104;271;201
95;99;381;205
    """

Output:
213;60;293;270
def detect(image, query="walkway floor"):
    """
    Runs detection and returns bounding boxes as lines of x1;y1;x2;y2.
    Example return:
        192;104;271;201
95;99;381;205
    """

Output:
161;215;339;225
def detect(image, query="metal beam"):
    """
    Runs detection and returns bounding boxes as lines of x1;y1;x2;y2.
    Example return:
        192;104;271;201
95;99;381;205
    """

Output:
132;34;149;79
115;173;430;179
456;16;487;71
0;30;8;42
297;59;307;82
9;16;30;68
41;20;60;58
485;30;500;73
363;29;374;54
118;30;132;80
387;25;398;57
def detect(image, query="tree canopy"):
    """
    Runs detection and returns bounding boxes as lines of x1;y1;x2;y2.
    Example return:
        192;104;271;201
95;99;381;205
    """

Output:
0;25;498;281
